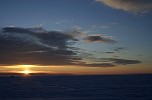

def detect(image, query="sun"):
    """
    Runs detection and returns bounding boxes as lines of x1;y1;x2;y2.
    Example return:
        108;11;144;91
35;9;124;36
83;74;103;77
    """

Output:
21;70;31;75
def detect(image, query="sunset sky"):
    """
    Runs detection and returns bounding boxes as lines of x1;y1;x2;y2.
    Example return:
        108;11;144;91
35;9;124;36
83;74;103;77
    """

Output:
0;0;152;75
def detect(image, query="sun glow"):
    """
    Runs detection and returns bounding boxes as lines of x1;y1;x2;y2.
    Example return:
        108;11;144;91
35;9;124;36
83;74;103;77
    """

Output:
21;70;31;75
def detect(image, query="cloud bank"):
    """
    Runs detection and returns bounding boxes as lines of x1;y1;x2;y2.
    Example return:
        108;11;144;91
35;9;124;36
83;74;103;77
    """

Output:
96;0;152;14
0;26;141;67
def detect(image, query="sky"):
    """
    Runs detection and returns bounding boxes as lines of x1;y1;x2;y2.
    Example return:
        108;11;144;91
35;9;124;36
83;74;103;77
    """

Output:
0;0;152;75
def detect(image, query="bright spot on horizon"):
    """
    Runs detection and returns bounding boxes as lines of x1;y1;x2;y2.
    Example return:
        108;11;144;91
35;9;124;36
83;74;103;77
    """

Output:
21;70;31;75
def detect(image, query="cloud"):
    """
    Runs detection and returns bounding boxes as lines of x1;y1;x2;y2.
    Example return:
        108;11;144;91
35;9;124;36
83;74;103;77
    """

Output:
113;58;141;65
113;47;126;52
84;35;117;44
83;63;116;67
96;0;152;14
100;58;141;65
2;27;76;49
0;27;79;66
0;26;141;67
106;52;114;54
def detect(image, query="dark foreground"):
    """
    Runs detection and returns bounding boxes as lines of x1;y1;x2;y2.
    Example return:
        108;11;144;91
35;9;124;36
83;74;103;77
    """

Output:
0;74;152;100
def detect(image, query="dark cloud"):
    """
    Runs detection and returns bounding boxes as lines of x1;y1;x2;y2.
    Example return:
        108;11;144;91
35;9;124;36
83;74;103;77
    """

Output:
113;47;126;52
84;35;116;44
0;27;79;66
100;58;141;65
0;26;141;67
112;58;141;65
1;27;76;49
83;63;116;67
106;52;114;54
96;0;152;14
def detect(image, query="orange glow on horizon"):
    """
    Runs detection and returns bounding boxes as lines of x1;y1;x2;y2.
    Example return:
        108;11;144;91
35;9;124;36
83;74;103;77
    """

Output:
0;64;152;75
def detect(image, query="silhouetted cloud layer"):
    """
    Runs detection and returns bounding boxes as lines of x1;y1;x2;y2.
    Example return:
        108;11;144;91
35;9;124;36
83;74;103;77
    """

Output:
0;27;78;66
0;26;141;67
96;0;152;14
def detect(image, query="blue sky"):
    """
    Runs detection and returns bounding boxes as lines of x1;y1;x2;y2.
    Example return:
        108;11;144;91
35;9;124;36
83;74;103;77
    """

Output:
0;0;152;74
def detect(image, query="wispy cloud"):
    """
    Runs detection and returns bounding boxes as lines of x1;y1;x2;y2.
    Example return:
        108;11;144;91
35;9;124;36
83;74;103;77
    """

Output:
113;47;126;52
83;63;116;67
112;58;141;65
96;0;152;14
106;52;114;54
100;58;141;65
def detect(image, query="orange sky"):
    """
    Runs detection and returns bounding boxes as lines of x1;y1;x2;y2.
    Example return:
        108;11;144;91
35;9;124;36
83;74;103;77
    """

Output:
0;64;152;75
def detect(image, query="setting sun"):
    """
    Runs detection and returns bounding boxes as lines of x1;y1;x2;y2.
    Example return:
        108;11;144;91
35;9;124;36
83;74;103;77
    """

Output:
21;70;31;75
